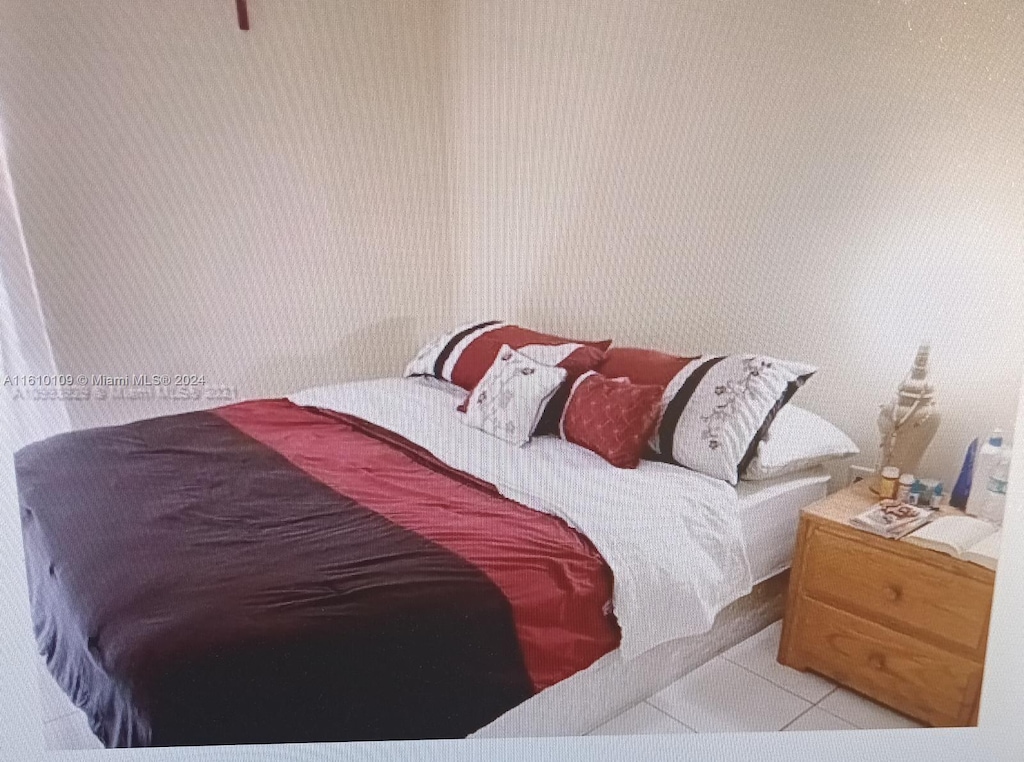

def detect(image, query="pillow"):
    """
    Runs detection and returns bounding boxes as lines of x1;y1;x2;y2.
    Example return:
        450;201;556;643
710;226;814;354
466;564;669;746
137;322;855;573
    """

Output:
649;354;817;484
597;347;699;387
461;345;567;446
526;342;608;435
456;340;606;435
404;320;503;380
742;405;859;481
404;320;611;390
559;372;664;469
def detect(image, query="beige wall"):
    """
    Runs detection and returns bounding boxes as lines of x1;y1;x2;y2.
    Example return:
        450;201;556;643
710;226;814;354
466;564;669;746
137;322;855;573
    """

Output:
2;1;1021;486
450;0;1024;486
0;0;454;428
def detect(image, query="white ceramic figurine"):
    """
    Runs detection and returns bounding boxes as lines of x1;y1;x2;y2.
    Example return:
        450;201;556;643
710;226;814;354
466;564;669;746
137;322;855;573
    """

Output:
877;343;941;476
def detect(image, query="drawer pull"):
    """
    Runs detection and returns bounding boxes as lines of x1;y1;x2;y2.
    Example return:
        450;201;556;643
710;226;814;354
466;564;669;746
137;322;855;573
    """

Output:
884;584;903;602
869;652;886;671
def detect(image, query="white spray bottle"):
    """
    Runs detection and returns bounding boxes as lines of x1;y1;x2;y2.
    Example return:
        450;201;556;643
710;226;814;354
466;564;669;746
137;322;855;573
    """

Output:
966;429;1004;518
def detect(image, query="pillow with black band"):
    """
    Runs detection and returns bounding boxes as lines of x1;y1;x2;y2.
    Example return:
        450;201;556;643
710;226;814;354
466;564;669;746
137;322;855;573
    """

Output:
648;354;817;485
403;321;610;391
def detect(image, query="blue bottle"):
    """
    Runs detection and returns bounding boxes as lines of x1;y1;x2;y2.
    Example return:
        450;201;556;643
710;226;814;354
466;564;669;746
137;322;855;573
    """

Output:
949;438;979;509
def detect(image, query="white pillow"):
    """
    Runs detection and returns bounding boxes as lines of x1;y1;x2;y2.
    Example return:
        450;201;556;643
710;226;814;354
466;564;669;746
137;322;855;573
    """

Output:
741;405;859;481
649;354;817;485
461;345;567;446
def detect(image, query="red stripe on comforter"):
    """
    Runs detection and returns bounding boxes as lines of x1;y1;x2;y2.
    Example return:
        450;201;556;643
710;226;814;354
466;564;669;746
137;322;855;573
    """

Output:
214;400;619;690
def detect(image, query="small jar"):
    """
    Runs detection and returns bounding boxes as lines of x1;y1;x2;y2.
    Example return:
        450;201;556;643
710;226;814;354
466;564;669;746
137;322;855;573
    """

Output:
895;473;915;503
878;466;900;500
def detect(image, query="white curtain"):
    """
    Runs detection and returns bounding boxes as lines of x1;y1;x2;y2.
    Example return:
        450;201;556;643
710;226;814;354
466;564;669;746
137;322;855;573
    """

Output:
1;135;67;696
1;137;69;455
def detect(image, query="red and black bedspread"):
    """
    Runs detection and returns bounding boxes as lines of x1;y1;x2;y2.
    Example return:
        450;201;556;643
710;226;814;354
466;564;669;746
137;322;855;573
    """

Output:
17;400;619;747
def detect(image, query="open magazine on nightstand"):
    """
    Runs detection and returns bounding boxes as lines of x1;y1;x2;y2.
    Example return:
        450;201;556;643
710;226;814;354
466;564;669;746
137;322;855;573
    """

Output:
903;515;1001;570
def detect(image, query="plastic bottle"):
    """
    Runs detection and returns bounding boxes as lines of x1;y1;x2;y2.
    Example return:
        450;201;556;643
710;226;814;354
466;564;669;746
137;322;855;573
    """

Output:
979;451;1011;524
908;480;923;506
966;429;1005;517
918;478;939;504
929;482;944;509
950;438;979;509
896;473;915;503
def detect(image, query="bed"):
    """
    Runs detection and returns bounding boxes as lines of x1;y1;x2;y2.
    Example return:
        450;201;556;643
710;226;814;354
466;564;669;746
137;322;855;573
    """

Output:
17;376;828;747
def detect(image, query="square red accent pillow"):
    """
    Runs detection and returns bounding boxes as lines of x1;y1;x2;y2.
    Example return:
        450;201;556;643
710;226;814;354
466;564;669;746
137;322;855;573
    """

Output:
531;343;608;435
559;372;664;469
596;347;698;388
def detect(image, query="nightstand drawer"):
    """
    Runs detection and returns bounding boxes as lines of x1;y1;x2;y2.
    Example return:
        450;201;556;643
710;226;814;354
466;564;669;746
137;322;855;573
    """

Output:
795;598;983;727
801;525;991;655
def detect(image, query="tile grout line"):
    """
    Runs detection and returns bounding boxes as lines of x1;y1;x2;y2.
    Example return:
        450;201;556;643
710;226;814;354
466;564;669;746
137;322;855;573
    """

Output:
582;699;653;736
812;703;866;729
814;685;840;704
43;709;79;725
814;688;923;729
778;702;817;731
719;653;828;706
641;699;698;733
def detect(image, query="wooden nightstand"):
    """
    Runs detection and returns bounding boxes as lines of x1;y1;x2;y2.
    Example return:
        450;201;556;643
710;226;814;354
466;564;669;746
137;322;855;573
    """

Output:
777;481;995;727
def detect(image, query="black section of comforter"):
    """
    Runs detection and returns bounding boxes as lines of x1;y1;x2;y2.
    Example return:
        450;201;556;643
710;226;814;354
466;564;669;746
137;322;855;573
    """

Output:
17;411;533;746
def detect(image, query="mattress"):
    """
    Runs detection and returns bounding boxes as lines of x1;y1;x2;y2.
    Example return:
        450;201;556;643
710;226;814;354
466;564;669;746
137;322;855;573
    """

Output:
737;469;831;584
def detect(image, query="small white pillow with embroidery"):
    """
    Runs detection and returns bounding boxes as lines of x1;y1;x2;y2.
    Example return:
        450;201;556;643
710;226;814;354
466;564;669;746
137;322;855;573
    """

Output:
462;345;567;446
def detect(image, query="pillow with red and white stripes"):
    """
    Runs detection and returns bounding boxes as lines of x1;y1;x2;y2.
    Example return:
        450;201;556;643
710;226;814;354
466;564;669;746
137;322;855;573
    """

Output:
648;354;816;485
404;321;611;391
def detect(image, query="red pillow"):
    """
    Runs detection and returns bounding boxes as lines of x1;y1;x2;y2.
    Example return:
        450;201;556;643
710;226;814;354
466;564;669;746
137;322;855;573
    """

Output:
450;325;612;391
596;347;698;388
533;343;608;435
559;372;664;469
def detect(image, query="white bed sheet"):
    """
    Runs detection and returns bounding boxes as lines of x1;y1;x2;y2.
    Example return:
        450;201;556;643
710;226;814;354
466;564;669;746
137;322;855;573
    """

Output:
379;379;827;585
289;377;753;660
736;469;831;584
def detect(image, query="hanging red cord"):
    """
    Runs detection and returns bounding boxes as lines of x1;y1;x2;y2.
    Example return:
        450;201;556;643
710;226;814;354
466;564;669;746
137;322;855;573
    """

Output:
236;0;249;30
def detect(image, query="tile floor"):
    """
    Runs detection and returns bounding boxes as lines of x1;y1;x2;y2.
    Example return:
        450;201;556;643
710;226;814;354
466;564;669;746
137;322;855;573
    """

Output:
37;661;103;750
589;620;925;735
37;620;923;749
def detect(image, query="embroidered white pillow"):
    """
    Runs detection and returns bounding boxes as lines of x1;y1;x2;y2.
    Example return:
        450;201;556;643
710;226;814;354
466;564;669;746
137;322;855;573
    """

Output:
742;405;859;481
649;354;817;484
461;345;567;446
